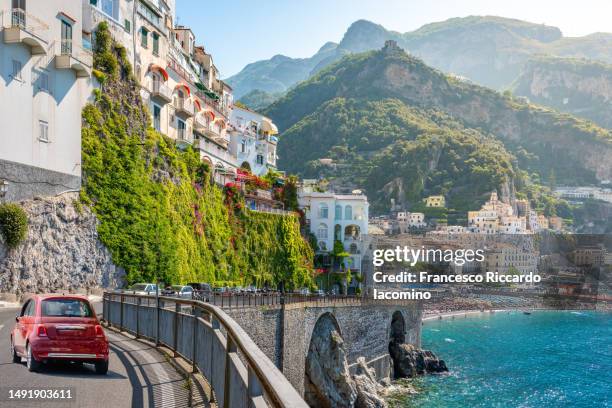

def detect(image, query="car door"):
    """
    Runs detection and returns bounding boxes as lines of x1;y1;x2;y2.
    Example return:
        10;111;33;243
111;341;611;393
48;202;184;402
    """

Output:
13;300;31;353
22;299;36;343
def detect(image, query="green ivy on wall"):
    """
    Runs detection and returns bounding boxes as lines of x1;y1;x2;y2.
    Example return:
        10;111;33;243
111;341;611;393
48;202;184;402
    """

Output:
81;22;313;288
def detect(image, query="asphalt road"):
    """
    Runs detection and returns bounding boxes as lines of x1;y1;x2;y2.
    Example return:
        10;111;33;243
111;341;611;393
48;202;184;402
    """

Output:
0;305;191;408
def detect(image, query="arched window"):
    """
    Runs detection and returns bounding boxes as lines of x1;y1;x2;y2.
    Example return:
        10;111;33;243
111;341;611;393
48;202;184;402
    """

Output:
317;223;328;240
334;224;342;241
318;203;328;219
335;204;342;220
344;205;352;220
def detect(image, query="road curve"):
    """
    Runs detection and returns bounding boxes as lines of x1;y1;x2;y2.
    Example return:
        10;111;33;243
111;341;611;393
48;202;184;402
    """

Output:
0;307;190;407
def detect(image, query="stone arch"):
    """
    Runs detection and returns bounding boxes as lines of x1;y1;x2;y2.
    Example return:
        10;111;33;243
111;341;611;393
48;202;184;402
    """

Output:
390;310;406;344
344;224;360;239
240;161;251;172
305;312;356;407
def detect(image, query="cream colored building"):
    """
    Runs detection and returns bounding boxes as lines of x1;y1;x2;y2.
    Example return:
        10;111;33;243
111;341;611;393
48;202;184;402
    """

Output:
425;195;445;207
228;105;278;176
1;0;92;201
83;0;236;185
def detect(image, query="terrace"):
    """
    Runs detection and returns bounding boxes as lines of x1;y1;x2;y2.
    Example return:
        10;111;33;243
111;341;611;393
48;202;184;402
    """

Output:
2;7;48;55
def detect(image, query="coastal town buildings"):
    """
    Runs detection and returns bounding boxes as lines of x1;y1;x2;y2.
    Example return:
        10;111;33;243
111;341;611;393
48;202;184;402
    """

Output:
467;191;538;234
298;190;369;276
554;186;612;204
82;0;238;185
228;105;279;177
0;0;93;201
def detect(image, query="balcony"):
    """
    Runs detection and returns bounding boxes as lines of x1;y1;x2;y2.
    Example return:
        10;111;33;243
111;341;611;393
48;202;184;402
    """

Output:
174;97;195;119
151;80;172;104
54;40;92;78
2;8;48;55
194;114;208;131
176;128;193;147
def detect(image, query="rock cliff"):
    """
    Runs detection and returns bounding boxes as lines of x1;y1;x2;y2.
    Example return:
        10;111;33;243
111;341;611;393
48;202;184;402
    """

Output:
0;193;123;294
388;342;448;378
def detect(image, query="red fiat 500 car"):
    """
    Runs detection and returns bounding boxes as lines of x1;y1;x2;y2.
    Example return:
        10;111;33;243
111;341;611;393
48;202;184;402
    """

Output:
10;295;109;374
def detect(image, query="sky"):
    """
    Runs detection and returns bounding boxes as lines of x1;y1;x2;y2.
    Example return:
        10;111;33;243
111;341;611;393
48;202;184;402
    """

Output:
176;0;612;78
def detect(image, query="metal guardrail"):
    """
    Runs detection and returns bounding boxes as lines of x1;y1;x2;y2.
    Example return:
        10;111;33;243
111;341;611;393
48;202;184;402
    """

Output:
103;292;307;408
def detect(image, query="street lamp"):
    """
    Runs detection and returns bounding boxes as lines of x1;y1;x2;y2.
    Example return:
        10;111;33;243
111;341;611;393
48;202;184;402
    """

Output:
0;179;8;199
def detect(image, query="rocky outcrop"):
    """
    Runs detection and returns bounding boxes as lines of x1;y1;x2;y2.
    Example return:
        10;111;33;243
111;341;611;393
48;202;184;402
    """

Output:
0;193;123;294
353;358;388;408
305;314;357;407
388;342;448;378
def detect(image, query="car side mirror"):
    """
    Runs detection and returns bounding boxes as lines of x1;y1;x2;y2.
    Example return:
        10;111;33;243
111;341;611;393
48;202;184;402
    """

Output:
15;315;19;322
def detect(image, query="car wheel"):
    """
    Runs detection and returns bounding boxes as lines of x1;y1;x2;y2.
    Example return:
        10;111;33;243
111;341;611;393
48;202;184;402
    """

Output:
10;337;20;363
95;360;108;375
26;344;41;372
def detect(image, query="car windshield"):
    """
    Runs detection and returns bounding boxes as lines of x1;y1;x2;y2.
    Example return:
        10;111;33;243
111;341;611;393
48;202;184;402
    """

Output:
131;284;148;291
171;286;183;290
42;299;93;318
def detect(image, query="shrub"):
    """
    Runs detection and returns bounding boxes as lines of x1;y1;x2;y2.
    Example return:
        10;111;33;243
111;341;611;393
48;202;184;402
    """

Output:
0;203;28;249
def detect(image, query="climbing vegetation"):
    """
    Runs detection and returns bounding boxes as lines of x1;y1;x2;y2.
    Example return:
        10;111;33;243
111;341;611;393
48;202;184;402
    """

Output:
81;22;313;288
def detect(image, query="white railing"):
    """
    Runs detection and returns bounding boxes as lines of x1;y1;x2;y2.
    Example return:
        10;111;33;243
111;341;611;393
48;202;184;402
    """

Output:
177;128;193;144
175;97;195;116
194;114;208;130
55;39;93;67
2;7;48;34
152;80;172;100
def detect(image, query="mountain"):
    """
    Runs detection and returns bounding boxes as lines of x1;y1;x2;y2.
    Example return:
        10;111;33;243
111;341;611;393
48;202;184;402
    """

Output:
227;42;339;98
265;43;612;213
237;89;283;111
227;17;612;98
512;56;612;129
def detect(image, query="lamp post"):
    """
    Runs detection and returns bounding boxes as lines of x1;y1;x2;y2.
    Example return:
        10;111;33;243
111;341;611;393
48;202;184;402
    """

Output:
0;179;8;202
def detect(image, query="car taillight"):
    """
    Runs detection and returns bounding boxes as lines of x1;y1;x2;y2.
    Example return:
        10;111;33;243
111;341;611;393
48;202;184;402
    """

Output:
95;325;105;338
37;325;47;337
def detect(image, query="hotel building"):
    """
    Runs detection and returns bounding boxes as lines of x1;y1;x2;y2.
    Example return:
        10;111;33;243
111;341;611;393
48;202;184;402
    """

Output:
0;0;92;201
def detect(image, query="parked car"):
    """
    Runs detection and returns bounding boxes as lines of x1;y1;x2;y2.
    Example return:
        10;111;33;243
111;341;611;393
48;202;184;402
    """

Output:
10;295;109;374
298;288;310;295
213;287;231;296
314;290;325;296
188;283;212;301
128;283;159;295
163;285;194;298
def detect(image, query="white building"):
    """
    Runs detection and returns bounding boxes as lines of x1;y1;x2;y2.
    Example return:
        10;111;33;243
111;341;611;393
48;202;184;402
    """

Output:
229;106;278;176
0;0;92;201
298;191;369;274
82;0;237;185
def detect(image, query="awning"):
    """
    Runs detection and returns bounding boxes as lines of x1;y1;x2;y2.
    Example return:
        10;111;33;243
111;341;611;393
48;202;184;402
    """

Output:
260;119;278;135
195;82;208;92
175;83;191;96
149;64;168;81
194;99;202;111
214;118;227;128
202;109;215;121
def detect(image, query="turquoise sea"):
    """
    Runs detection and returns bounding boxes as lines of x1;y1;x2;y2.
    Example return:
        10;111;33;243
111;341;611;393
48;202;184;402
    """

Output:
403;311;611;408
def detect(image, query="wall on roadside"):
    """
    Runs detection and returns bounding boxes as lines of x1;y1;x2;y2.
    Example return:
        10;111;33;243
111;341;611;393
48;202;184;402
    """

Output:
226;301;422;396
0;192;124;295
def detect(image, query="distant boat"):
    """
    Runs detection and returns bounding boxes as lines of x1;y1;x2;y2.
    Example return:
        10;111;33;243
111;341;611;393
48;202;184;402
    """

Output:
523;311;532;315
